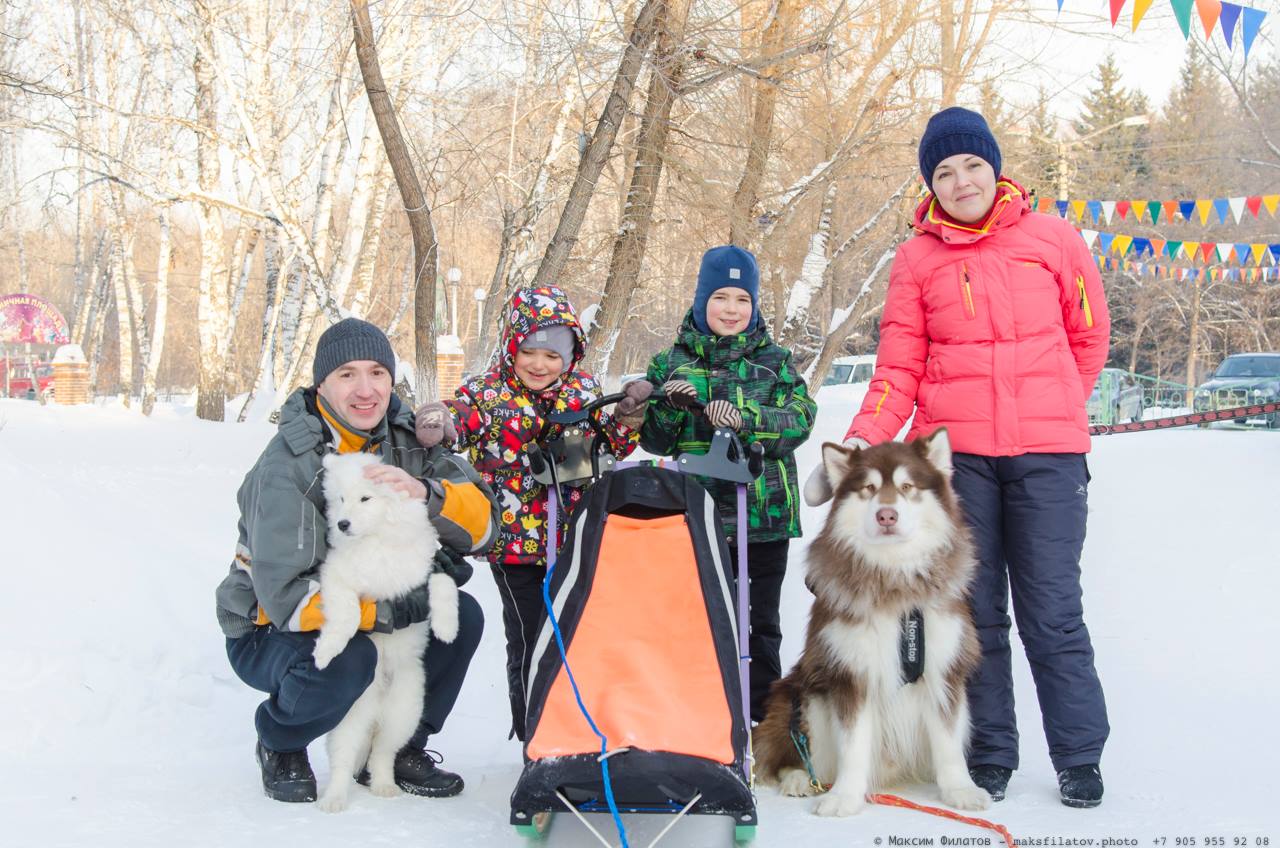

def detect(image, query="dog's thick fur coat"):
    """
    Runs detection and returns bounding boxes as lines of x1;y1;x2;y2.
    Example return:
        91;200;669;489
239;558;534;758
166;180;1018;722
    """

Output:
312;452;458;812
753;430;989;816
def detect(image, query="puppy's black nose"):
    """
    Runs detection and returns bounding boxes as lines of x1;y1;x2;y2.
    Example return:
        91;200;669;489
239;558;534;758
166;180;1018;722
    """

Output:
876;507;898;527
337;519;351;533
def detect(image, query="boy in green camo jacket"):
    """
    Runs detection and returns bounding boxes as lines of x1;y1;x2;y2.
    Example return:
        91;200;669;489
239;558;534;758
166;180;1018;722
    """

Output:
641;244;817;723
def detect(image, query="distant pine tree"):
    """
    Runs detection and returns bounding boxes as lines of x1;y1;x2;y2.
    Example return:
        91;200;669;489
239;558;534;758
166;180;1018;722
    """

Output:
1072;54;1151;196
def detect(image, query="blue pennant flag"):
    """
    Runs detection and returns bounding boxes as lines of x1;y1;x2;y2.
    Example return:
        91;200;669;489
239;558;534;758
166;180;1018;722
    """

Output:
1098;232;1115;254
1178;199;1197;220
1132;237;1152;256
1235;243;1251;264
1243;7;1266;59
1213;198;1231;224
1220;3;1243;49
1270;244;1280;263
1086;200;1103;223
1056;200;1069;217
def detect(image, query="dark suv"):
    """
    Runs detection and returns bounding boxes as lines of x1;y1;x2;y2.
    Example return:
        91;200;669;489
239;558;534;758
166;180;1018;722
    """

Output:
1193;353;1280;428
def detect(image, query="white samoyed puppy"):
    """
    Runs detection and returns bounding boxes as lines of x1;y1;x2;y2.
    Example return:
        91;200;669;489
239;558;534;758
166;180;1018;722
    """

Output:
312;452;458;812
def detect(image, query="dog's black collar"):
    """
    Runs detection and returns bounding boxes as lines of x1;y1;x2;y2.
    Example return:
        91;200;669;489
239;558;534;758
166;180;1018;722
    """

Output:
899;608;925;684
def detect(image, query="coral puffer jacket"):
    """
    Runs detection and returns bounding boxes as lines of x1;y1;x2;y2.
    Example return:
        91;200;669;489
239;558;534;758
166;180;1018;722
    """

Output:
847;180;1109;456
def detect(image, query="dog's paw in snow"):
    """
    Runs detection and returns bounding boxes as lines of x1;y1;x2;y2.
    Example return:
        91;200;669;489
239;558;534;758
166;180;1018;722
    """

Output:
778;768;820;797
813;791;866;817
940;783;991;811
315;788;351;814
369;779;402;799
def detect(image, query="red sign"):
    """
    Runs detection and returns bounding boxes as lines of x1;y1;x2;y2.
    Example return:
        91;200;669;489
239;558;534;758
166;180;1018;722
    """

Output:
0;293;70;345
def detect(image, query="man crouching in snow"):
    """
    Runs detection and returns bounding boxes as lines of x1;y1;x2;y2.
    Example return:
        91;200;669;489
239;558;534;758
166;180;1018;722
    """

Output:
214;318;499;803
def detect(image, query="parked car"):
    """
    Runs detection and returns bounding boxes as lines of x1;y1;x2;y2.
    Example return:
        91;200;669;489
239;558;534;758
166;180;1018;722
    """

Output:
822;354;877;387
1087;368;1144;426
1;360;54;399
1193;352;1280;428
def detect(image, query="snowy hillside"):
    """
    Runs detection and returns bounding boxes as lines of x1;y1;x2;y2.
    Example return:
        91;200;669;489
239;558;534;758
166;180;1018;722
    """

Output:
1;393;1277;847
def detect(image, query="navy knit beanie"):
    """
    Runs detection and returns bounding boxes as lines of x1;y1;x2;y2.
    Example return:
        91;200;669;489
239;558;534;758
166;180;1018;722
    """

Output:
918;107;1002;190
312;318;397;386
692;245;760;335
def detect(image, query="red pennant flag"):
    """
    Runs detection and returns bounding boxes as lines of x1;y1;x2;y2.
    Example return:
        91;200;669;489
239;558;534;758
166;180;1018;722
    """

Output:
1110;0;1127;26
1116;200;1132;219
1196;0;1223;38
1246;195;1263;217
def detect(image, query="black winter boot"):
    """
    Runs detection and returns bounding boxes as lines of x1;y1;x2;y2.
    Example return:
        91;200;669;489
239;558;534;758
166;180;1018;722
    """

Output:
357;746;464;798
1058;764;1104;808
968;764;1013;802
256;740;317;803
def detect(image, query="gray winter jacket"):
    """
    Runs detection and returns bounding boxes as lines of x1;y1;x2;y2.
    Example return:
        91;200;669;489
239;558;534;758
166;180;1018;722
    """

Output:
215;388;499;639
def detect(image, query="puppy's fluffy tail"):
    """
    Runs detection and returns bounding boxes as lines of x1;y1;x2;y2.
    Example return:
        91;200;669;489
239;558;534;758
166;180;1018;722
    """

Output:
427;571;460;643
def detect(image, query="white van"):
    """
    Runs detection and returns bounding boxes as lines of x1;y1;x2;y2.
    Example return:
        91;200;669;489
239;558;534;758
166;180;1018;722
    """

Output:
822;354;877;386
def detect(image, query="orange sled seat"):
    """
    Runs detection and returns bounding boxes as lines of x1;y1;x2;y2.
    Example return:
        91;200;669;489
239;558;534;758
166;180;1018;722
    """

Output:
511;465;755;828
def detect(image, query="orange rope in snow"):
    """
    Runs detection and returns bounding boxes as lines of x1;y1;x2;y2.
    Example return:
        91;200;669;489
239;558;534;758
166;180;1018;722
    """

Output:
868;793;1016;848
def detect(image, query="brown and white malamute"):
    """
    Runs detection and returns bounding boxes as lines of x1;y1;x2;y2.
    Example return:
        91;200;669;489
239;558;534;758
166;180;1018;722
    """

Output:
754;430;990;816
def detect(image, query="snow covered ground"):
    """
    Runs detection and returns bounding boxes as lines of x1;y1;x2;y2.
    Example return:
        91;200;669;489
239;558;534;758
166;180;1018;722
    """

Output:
2;389;1278;847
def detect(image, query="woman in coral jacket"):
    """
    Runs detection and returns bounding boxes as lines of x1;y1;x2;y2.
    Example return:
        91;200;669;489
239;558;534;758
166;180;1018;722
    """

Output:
807;108;1111;809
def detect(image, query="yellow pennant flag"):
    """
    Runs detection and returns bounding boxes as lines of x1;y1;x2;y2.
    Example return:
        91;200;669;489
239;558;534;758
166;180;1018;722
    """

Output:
1133;0;1155;30
1071;200;1087;221
1183;241;1201;262
1263;195;1280;216
1195;199;1214;224
1131;200;1149;221
1113;234;1134;255
1252;243;1267;264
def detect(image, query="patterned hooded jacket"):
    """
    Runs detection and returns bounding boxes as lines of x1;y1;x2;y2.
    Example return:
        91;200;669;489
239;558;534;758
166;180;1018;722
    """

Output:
443;285;639;566
641;311;816;543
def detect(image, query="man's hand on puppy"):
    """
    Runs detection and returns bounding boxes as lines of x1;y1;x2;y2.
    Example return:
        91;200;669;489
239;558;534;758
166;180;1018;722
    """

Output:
363;464;428;501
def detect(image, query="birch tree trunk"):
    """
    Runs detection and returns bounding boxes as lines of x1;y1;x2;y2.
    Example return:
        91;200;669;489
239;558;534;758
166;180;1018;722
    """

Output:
530;0;663;291
194;1;230;421
586;0;690;377
108;227;135;406
805;245;898;387
140;208;171;416
240;221;285;421
728;0;801;247
352;0;439;402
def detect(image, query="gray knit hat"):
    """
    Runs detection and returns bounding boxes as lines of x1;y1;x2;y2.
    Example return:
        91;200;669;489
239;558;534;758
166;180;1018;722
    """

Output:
519;324;575;374
312;318;396;385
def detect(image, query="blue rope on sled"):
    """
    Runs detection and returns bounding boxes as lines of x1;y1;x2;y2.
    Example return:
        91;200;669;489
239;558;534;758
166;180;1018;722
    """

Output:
542;546;630;848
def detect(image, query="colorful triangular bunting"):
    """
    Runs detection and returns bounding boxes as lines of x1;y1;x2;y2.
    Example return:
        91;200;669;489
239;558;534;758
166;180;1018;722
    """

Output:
1220;2;1243;49
1133;0;1155;31
1196;0;1223;39
1242;7;1266;58
1171;0;1196;38
1228;196;1246;223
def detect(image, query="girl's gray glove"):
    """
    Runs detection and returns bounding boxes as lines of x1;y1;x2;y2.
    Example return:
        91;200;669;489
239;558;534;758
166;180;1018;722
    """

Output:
615;380;654;428
415;401;456;449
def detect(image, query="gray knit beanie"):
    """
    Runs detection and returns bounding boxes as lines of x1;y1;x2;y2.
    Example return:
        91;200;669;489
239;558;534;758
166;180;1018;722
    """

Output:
519;324;575;374
312;318;397;386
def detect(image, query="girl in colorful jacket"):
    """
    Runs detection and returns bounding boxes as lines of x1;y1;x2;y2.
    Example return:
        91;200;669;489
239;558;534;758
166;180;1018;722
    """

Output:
414;284;650;740
808;108;1111;809
641;245;817;723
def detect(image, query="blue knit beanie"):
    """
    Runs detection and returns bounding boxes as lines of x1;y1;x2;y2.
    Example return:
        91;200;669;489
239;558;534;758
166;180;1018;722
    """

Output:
692;245;760;335
312;318;396;386
917;107;1002;190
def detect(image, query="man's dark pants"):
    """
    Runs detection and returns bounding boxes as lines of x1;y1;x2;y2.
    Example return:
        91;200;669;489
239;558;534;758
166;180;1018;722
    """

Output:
226;590;483;753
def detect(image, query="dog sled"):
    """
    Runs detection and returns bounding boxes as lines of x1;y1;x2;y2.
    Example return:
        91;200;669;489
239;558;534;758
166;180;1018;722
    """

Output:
509;392;761;846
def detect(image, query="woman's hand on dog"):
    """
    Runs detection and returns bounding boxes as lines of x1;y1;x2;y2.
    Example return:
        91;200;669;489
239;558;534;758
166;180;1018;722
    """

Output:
802;436;870;506
363;464;428;501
